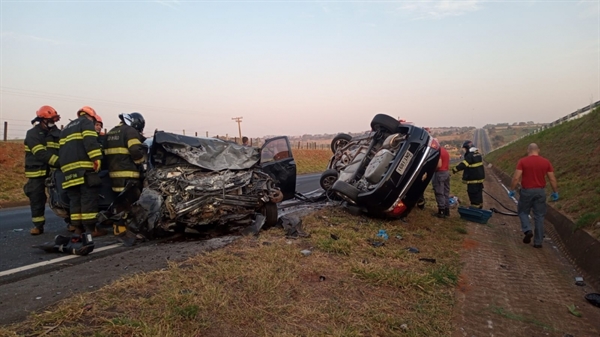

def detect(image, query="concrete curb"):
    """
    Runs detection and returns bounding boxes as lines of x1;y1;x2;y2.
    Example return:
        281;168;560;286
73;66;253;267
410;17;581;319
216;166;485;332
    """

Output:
489;164;600;291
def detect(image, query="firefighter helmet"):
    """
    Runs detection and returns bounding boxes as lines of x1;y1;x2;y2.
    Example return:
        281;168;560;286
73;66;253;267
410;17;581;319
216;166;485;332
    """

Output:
36;105;59;121
462;140;473;149
77;106;98;120
119;112;145;133
95;114;103;126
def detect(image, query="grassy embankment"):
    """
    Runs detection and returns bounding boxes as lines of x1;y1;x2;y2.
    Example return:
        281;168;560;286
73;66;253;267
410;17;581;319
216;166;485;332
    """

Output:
485;108;600;238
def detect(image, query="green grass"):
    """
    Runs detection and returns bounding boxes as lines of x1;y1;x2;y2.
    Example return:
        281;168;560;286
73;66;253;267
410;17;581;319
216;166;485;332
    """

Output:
490;305;555;331
485;108;600;237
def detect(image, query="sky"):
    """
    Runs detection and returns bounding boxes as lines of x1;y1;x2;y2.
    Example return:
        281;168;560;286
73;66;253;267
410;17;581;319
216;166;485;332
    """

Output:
1;0;599;139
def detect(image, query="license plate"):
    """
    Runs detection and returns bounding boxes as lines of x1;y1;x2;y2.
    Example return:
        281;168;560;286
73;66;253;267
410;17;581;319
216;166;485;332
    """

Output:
395;151;413;176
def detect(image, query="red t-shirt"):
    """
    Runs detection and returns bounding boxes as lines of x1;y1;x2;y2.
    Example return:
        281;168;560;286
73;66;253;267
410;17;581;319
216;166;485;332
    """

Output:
437;147;450;172
516;155;554;189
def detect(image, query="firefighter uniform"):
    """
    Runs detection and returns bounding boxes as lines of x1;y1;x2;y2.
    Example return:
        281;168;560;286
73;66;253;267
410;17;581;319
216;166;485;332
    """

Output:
452;147;485;208
104;123;146;193
59;116;103;231
24;124;61;230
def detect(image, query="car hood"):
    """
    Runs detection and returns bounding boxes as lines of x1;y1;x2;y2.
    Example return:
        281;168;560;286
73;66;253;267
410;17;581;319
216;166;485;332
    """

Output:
152;131;260;171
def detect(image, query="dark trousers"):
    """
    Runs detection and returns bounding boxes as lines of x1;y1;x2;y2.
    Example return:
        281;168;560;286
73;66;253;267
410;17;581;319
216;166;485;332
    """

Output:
433;171;450;209
518;188;547;245
66;183;99;230
467;183;483;208
24;178;47;229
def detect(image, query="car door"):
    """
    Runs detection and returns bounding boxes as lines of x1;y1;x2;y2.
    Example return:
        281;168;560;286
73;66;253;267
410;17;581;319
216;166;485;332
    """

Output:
260;136;297;201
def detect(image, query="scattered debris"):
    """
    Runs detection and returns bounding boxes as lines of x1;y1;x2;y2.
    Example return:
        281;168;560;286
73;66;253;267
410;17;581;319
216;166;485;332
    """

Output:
575;277;585;286
180;289;193;295
286;241;292;245
361;259;369;264
279;215;310;238
412;233;423;238
12;229;23;232
407;247;420;254
371;241;385;248
500;264;509;269
35;297;42;300
377;229;389;240
400;324;408;331
585;293;600;308
300;249;312;256
567;304;582;317
33;233;95;256
319;275;326;282
262;242;272;246
330;234;339;241
419;258;436;263
395;235;403;240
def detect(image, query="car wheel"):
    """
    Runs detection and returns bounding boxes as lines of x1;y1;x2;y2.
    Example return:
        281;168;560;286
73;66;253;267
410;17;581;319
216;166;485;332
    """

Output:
331;180;359;204
262;202;278;228
320;169;339;190
330;133;352;153
370;114;399;133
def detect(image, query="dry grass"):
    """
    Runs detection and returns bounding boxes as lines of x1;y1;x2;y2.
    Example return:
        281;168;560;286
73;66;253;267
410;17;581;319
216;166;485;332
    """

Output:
0;142;27;205
0;182;467;337
294;149;332;175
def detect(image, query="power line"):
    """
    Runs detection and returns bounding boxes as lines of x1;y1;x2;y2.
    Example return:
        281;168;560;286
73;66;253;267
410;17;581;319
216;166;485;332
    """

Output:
232;116;243;142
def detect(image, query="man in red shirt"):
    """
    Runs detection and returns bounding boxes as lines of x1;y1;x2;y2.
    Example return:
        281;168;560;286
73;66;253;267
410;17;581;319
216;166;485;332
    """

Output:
433;145;451;218
509;143;559;248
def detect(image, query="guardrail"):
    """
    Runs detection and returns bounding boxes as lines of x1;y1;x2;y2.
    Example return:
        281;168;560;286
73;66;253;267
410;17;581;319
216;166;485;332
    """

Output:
490;100;600;152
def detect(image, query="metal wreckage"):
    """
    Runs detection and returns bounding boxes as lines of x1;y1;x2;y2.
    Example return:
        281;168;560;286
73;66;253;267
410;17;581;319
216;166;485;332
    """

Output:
41;131;298;254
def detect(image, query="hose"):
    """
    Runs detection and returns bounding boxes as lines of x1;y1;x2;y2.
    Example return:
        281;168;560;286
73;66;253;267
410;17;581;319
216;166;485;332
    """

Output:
483;189;519;216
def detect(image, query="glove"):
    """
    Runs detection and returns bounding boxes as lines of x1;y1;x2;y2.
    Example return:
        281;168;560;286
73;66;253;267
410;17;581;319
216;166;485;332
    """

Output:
93;160;101;173
551;192;559;201
508;190;515;198
451;168;457;175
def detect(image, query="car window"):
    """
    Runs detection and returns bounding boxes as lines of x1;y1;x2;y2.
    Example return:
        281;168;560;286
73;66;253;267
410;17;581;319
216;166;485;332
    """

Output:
261;138;290;163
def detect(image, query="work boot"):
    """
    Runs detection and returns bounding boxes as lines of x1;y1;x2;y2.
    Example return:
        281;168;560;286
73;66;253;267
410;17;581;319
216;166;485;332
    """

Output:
30;227;44;235
433;208;446;218
417;200;425;210
523;230;533;244
67;225;77;232
444;208;450;217
91;228;108;238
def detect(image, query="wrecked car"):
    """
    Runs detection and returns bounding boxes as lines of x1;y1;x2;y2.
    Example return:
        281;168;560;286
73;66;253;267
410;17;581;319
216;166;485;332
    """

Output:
48;131;297;235
319;114;440;218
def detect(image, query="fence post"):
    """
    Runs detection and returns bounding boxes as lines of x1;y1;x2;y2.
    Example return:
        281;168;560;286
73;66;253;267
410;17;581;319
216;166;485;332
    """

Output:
195;132;198;137
3;121;7;141
206;131;209;137
183;129;185;135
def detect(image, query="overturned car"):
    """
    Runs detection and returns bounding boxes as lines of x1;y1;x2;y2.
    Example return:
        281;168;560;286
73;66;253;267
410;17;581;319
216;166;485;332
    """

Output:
49;131;297;236
320;114;440;218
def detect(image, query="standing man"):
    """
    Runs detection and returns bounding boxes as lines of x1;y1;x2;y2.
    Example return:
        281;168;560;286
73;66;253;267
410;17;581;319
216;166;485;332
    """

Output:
433;144;451;218
508;143;558;248
242;136;250;146
24;105;61;235
59;106;104;236
452;140;485;209
105;113;146;194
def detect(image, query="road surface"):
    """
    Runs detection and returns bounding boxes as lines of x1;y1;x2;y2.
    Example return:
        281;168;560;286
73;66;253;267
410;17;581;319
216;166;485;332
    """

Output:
0;173;322;273
473;128;492;154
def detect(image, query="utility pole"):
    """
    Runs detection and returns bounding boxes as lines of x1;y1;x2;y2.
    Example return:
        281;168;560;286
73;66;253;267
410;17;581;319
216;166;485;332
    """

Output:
232;116;243;143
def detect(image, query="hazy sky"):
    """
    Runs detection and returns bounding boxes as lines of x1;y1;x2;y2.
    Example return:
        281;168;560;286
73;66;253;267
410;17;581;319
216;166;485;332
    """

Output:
1;0;598;139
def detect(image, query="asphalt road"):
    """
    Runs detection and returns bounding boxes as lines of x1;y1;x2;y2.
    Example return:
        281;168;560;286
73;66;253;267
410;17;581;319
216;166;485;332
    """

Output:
473;128;492;154
0;173;322;273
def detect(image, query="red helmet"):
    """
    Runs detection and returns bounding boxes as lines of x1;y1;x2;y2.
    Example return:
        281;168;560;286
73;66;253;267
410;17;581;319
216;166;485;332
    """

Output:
36;105;60;121
77;106;97;120
95;114;103;125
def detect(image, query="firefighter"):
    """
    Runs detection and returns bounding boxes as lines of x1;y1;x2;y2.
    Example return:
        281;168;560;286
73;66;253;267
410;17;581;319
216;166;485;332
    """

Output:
24;105;61;235
59;106;105;236
452;140;485;208
105;112;146;195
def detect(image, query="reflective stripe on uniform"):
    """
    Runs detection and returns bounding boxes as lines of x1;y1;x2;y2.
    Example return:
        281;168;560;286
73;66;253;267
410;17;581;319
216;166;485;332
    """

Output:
59;133;84;145
62;161;94;172
104;147;129;155
87;149;102;159
81;213;98;221
31;144;46;154
24;146;31;152
46;141;60;149
25;170;47;178
32;216;45;223
128;138;141;148
134;157;145;164
49;155;59;166
109;171;140;179
112;187;125;192
82;130;97;138
466;179;484;184
62;177;85;188
461;160;483;168
71;213;82;220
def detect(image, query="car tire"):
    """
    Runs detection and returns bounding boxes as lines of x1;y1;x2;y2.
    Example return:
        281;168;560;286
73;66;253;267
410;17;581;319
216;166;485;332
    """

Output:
331;180;359;203
370;114;399;133
320;169;339;190
330;133;352;153
262;202;278;228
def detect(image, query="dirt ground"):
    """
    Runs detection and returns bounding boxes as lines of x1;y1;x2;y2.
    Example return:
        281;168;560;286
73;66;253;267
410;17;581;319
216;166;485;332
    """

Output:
453;169;600;337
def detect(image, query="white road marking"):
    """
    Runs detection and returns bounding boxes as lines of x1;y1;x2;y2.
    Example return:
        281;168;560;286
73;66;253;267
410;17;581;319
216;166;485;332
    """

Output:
0;243;122;278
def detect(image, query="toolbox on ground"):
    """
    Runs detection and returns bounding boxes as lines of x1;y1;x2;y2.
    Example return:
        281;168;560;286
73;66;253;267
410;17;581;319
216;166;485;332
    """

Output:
457;206;493;224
